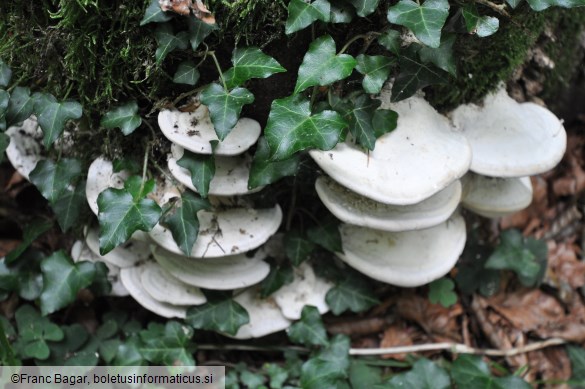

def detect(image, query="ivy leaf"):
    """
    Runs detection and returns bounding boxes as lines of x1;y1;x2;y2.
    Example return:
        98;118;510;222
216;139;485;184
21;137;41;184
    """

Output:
29;158;82;203
260;263;294;297
387;0;450;48
284;230;317;266
139;321;195;366
378;29;401;54
451;355;531;389
567;345;585;384
40;251;96;315
6;86;35;125
350;360;383;389
301;335;351;389
326;272;379;314
295;34;356;94
200;83;254;141
428;278;457;308
101;101;142;136
348;0;380;16
176;148;215;198
0;248;44;300
380;358;450;388
288;306;329;347
33;93;83;148
0;60;11;87
154;23;189;64
355;54;394;94
162;191;211;256
455;234;500;297
505;0;523;7
286;0;331;35
345;93;382;150
0;133;9;162
173;61;200;85
372;109;398;138
185;294;250;336
188;17;217;50
0;89;9;131
485;229;547;287
51;181;87;232
330;1;355;23
264;95;348;160
97;179;162;255
224;47;286;89
307;219;343;252
391;47;448;102
14;305;64;360
248;137;300;189
526;0;581;10
140;0;173;25
417;33;457;75
5;218;53;264
462;5;499;38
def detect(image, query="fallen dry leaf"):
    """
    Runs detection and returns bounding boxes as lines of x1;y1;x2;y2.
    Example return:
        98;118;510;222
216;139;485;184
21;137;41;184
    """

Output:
326;317;388;337
546;240;585;290
528;347;572;389
379;324;415;360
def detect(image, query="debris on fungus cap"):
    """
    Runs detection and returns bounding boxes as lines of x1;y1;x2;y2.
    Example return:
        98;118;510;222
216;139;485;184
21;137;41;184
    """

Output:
158;104;261;155
309;95;471;205
85;228;150;268
149;204;283;258
120;265;187;319
231;288;292;339
152;246;270;290
272;262;333;320
86;157;129;215
168;143;262;196
315;176;462;231
461;173;533;218
451;86;567;177
139;261;206;306
5;117;43;180
336;212;466;287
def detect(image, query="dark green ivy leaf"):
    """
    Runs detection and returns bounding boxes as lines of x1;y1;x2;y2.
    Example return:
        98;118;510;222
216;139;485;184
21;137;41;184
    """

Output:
378;29;401;54
33;93;83;148
330;0;355;23
5;218;53;264
372;109;398;138
188;17;217;50
14;304;64;360
0;133;9;162
428;277;457;308
200;83;254;141
35;324;96;366
300;335;351;389
348;0;380;16
0;248;44;300
355;54;395;94
154;23;189;64
0;60;11;87
29;158;82;203
417;33;457;75
307;219;343;252
377;358;450;389
6;86;35;125
287;305;329;347
284;230;317;266
326;272;379;314
345;93;382;150
173;61;200;85
260;263;294;297
462;5;499;38
140;0;173;25
139;321;195;366
349;360;383;389
391;47;448;102
567;345;585;384
265;95;348;160
286;0;331;34
455;233;500;297
224;47;286;89
0;89;9;131
176;148;215;198
162;191;211;256
387;0;450;48
101;101;142;135
248;137;300;189
186;294;250;336
295;34;356;94
451;355;531;389
52;180;88;232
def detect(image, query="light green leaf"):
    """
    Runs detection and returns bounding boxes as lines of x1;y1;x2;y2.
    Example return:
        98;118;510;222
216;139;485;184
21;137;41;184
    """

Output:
349;360;383;389
505;0;523;8
97;179;162;255
33;93;83;148
186;293;250;336
188;17;217;50
286;0;331;34
348;0;380;16
260;263;294;297
154;23;189;64
295;34;356;94
6;86;35;125
462;5;499;38
14;305;64;360
301;335;351;389
101;101;142;135
372;109;398;138
0;60;11;88
485;229;547;287
326;273;379;314
176;148;215;198
139;321;195;366
428;277;457;308
40;251;96;315
355;54;394;94
391;47;448;102
5;218;53;264
265;95;348;160
140;0;173;25
378;29;401;54
418;33;457;75
200;83;254;141
51;180;87;232
224;47;286;89
0;89;9;131
330;0;355;23
526;0;584;10
173;61;200;85
248;137;300;189
29;158;82;203
451;355;531;389
241;371;266;388
379;358;450;389
387;0;450;48
307;219;342;252
288;306;329;347
162;191;211;256
264;363;290;388
284;230;317;266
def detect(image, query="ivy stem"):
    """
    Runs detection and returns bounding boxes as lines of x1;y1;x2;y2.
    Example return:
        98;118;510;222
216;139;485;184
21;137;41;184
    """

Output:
172;85;207;106
339;32;381;55
209;51;228;91
138;142;150;198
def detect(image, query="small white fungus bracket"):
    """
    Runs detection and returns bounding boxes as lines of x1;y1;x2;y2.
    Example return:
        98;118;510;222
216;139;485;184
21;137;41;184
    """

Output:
85;228;151;268
5;117;43;180
140;261;207;306
231;288;292;339
86;157;129;216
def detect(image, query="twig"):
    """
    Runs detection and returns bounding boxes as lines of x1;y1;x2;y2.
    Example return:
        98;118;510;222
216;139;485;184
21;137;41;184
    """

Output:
475;0;510;18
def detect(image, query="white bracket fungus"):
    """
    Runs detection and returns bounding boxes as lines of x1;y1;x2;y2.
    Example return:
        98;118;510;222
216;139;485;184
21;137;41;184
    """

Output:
140;261;207;306
86;157;129;216
231;289;292;339
5;117;43;180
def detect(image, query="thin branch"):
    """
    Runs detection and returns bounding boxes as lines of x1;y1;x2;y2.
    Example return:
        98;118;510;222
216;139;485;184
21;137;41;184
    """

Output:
475;0;510;18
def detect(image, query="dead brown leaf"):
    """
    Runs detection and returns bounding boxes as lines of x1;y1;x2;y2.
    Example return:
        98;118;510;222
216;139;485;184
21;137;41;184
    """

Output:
528;347;572;389
158;0;216;24
379;324;415;360
546;240;585;289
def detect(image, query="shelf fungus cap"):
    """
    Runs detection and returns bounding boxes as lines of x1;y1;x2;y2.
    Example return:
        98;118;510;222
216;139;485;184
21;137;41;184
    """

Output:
5;117;43;180
85;228;150;268
231;289;292;339
461;173;533;218
315;176;461;231
120;265;187;319
152;246;270;290
336;212;466;287
140;261;206;306
149;204;282;258
310;96;471;205
451;87;567;177
86;157;129;216
158;105;261;155
272;262;333;320
168;143;262;196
